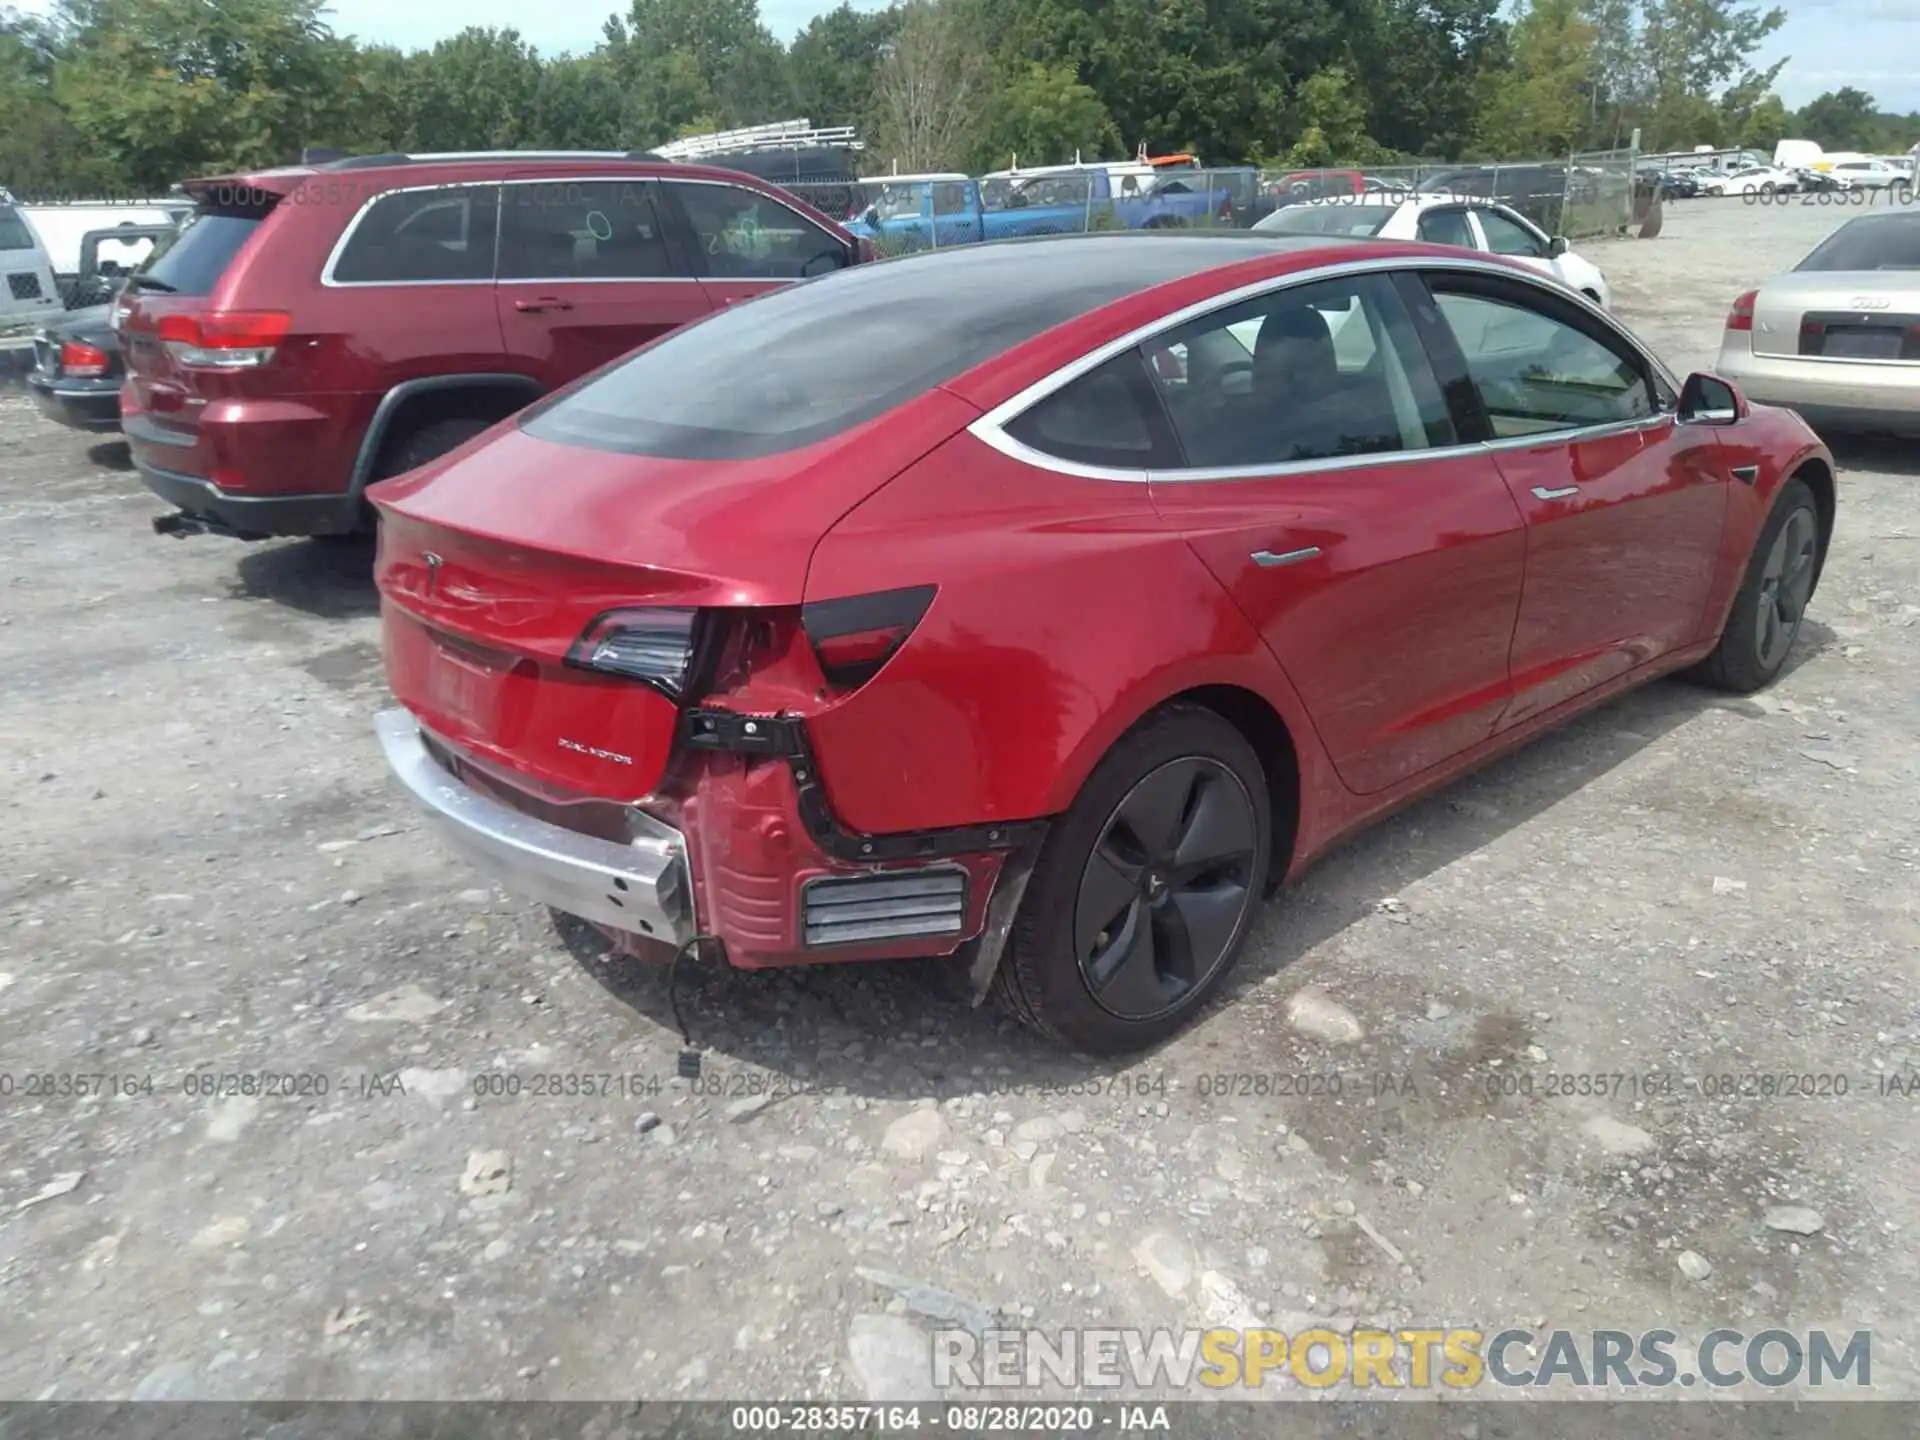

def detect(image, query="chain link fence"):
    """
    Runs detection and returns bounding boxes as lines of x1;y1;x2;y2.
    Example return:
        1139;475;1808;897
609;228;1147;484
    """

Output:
780;147;1638;258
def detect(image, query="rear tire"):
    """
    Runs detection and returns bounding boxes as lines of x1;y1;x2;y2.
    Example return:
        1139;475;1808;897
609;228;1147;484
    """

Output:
1691;477;1821;694
373;416;493;482
993;705;1271;1053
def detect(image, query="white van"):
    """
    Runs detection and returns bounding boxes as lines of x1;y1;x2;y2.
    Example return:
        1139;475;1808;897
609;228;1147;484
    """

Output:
17;201;188;284
0;197;62;327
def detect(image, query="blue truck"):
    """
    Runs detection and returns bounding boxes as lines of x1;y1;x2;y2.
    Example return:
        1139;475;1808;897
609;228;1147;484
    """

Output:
846;167;1244;252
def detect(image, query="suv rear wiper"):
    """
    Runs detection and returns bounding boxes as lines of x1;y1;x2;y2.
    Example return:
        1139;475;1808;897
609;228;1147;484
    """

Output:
125;274;177;293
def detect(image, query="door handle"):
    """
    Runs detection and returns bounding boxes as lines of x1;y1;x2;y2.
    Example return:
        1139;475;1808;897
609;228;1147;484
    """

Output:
1531;485;1580;500
1250;546;1321;568
512;297;573;313
1730;465;1759;484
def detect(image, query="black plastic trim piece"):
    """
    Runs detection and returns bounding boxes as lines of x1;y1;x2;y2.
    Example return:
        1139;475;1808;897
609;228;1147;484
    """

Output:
680;707;1049;863
800;584;936;689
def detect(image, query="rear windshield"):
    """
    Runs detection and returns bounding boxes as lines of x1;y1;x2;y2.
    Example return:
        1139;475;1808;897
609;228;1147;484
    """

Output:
137;198;276;295
1797;216;1920;271
0;205;37;252
523;239;1240;461
1255;205;1396;237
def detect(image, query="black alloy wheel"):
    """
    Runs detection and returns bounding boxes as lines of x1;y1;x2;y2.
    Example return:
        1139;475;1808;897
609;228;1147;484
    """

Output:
1073;756;1260;1021
1755;504;1819;672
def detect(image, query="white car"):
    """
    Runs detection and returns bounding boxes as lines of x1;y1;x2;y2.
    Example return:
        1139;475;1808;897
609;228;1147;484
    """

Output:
1253;193;1611;307
1700;165;1799;197
1827;160;1910;192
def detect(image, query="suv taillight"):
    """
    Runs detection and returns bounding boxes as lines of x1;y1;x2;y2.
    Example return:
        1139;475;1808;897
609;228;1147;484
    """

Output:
59;339;111;378
1725;290;1757;333
157;311;290;369
801;586;935;690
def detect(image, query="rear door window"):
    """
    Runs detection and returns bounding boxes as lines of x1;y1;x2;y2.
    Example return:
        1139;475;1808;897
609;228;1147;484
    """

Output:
330;185;499;284
138;198;277;295
499;180;675;280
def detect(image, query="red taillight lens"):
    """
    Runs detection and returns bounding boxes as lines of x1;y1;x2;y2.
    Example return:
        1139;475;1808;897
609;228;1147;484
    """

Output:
1725;290;1757;332
802;586;935;691
158;310;291;369
59;339;111;378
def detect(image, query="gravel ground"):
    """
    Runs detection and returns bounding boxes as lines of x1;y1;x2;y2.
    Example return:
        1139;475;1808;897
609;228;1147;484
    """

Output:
1;197;1916;1406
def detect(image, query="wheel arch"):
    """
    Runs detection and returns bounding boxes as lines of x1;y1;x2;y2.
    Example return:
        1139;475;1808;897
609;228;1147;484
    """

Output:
1173;684;1302;889
1042;664;1313;891
349;374;544;500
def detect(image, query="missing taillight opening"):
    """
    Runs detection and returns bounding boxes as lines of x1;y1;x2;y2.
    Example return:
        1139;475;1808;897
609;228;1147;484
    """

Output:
802;585;935;690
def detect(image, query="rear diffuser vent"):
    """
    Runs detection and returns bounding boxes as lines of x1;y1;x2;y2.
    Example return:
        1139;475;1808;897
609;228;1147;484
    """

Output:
801;867;969;948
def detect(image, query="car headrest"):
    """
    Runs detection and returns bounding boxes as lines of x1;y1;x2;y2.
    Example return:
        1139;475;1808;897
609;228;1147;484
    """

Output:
1254;303;1338;397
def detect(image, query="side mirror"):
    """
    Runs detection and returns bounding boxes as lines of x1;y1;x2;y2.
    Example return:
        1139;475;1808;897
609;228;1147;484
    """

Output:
1678;371;1747;425
1547;236;1569;258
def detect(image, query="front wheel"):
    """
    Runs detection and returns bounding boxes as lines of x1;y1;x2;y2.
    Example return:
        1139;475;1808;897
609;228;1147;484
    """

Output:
1691;478;1821;694
993;705;1271;1052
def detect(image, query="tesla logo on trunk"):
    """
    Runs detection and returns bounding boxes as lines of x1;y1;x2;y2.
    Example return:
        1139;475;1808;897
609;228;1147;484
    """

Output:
422;552;443;597
1849;297;1891;309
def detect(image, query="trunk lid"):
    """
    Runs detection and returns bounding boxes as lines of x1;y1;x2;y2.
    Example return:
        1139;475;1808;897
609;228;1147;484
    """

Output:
1750;272;1920;362
374;392;976;797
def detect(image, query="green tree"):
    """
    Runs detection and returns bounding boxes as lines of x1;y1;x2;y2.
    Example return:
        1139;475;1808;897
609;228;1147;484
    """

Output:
868;0;991;171
606;0;789;141
1735;91;1789;150
403;28;543;152
1279;65;1389;166
1357;0;1510;159
970;61;1119;171
1471;0;1593;157
1795;87;1878;151
1637;0;1785;150
1;7;111;195
788;3;897;132
529;51;629;150
51;0;358;187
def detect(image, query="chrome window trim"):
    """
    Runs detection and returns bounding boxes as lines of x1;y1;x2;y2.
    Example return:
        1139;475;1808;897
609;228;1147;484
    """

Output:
966;253;1678;486
319;180;504;289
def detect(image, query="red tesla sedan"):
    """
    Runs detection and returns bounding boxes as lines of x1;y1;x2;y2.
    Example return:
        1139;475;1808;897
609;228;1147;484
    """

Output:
370;233;1834;1053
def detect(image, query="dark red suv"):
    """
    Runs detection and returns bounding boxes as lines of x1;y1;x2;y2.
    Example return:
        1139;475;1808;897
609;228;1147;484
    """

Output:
116;151;867;540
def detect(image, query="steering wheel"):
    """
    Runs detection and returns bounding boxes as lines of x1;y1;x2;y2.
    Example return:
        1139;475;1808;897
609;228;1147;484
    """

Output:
801;248;848;277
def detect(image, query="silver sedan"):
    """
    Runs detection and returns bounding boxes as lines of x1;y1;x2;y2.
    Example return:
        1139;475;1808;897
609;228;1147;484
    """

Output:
1716;212;1920;434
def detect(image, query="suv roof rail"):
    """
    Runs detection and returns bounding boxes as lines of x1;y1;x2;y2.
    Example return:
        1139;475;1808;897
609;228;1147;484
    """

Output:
315;149;679;171
324;152;412;170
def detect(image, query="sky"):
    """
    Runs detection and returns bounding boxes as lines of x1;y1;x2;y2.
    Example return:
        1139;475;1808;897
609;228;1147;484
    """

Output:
15;0;1920;117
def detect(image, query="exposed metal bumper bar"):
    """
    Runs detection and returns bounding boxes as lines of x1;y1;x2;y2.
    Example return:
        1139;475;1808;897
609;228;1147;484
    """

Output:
373;709;694;947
